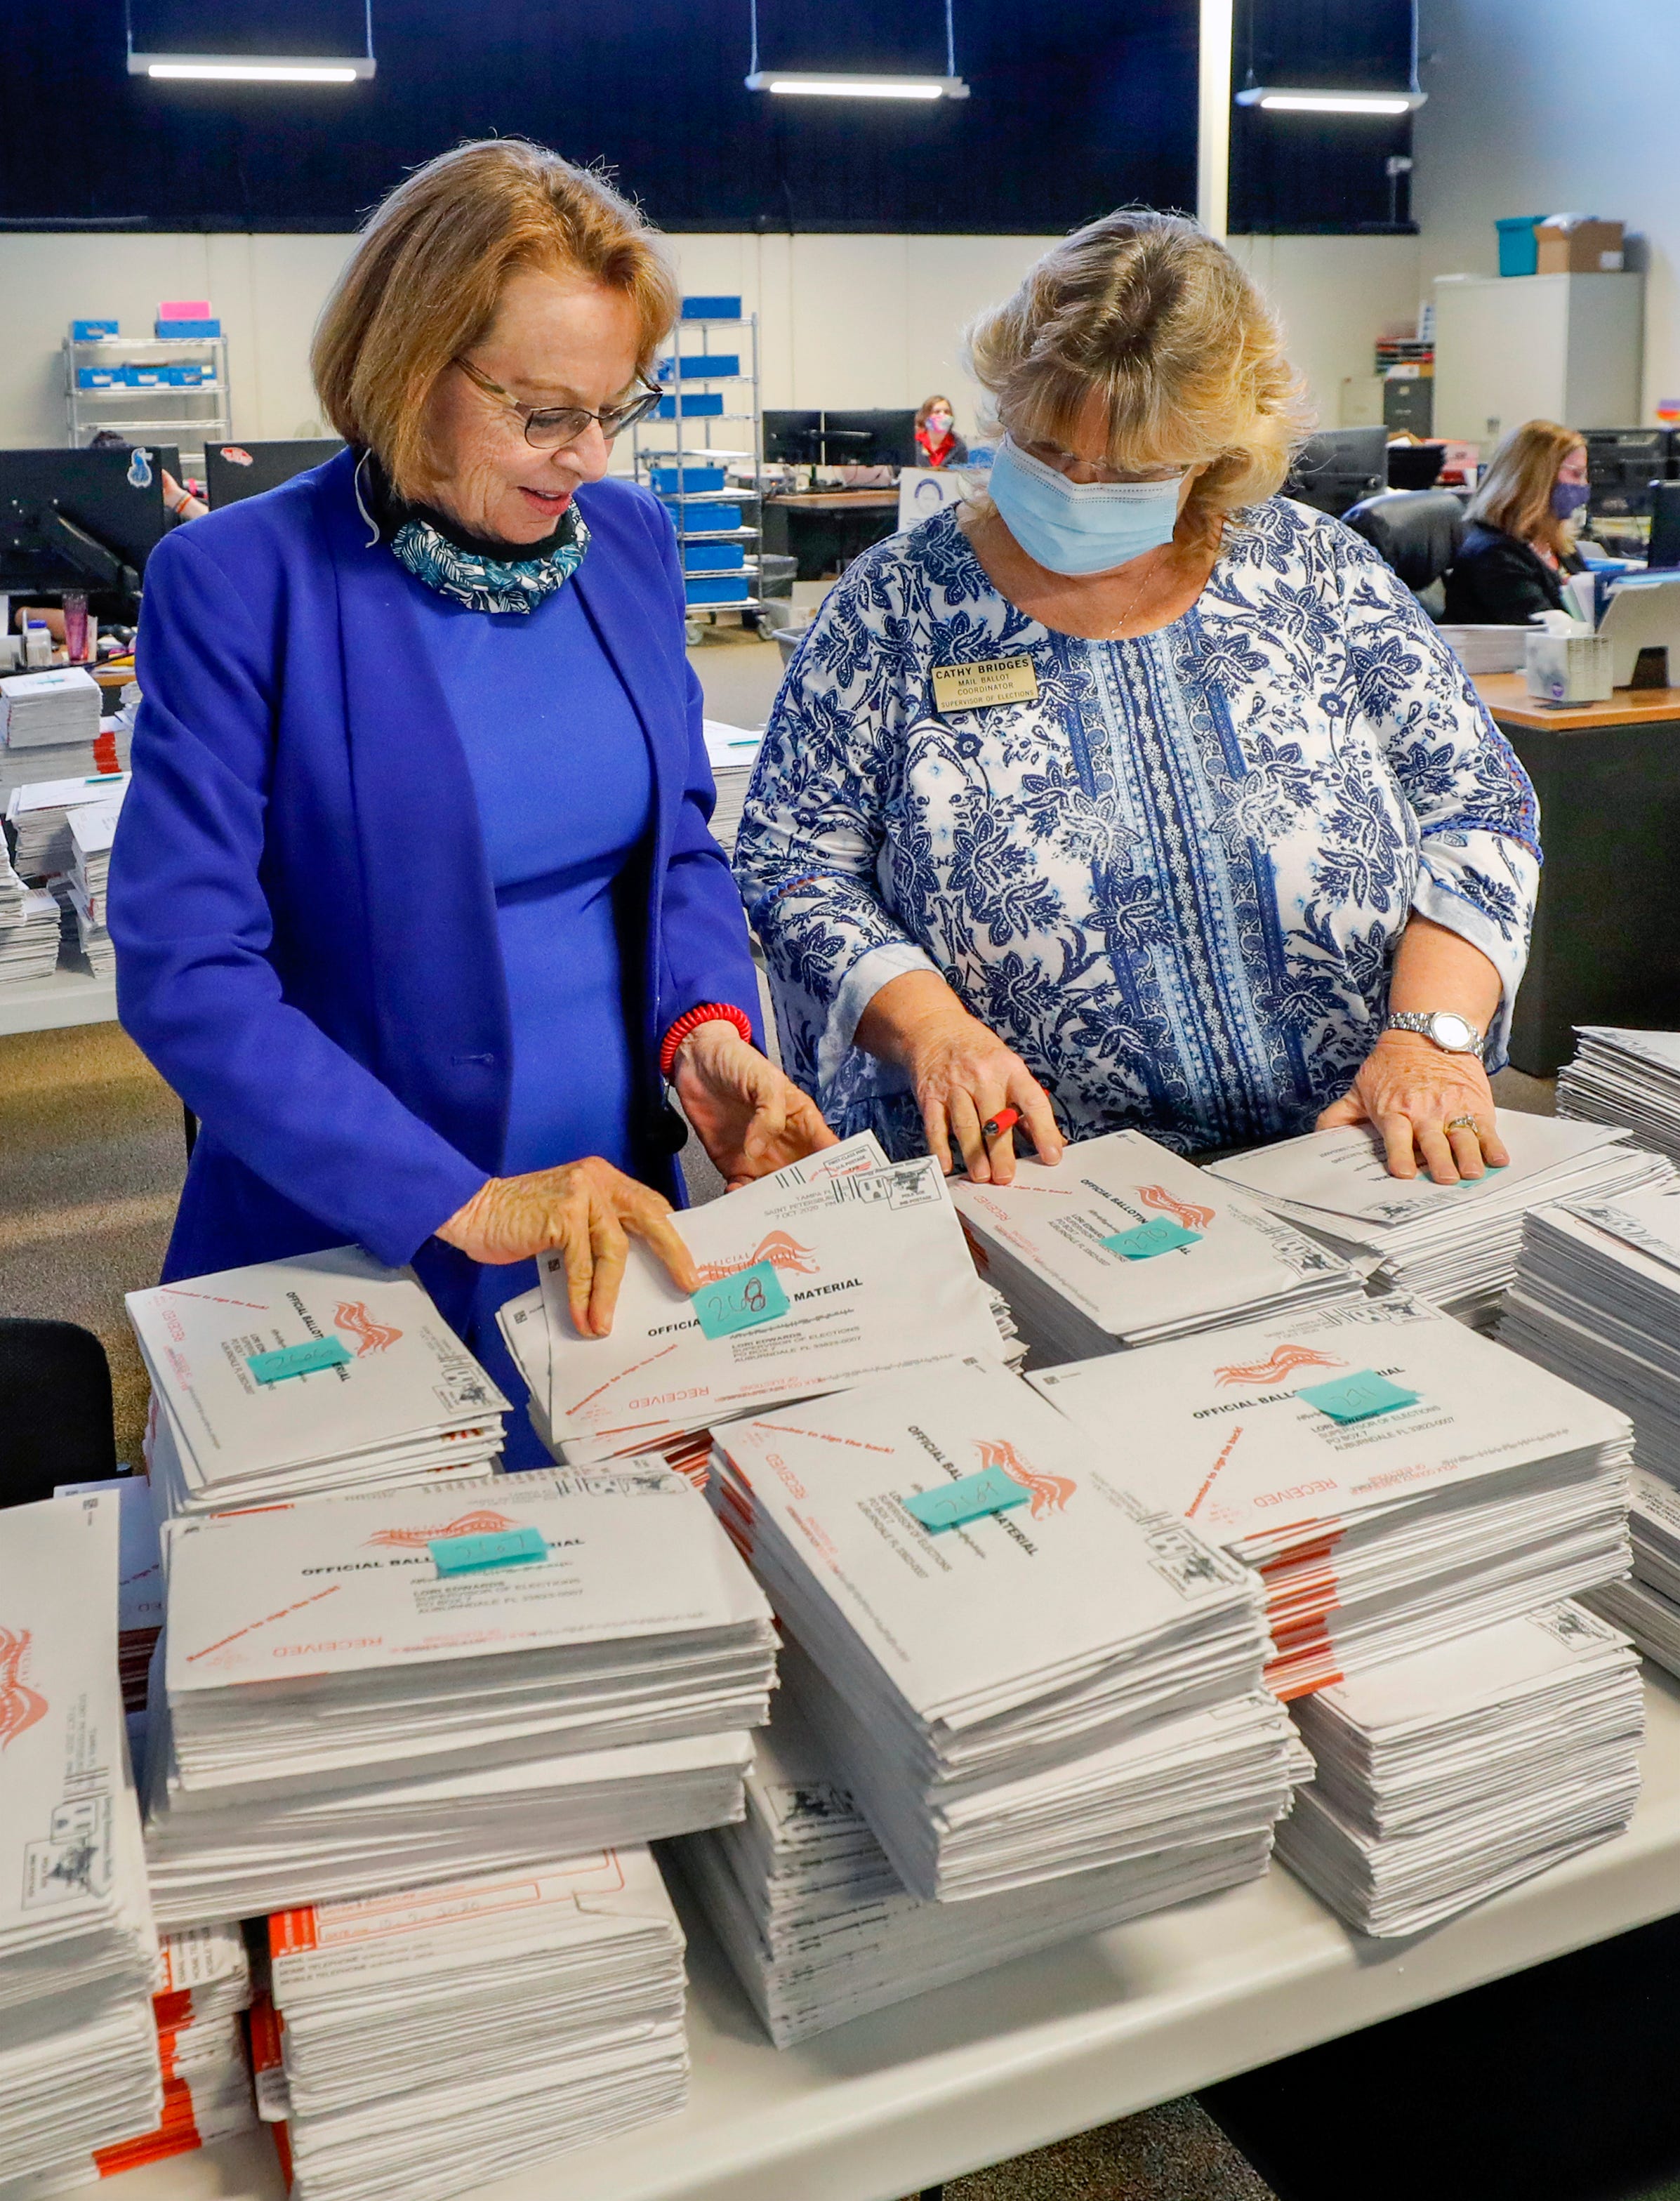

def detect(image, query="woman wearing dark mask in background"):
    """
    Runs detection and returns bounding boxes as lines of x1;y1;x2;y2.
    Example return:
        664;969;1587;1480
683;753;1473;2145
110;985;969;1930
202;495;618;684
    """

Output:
1443;420;1591;625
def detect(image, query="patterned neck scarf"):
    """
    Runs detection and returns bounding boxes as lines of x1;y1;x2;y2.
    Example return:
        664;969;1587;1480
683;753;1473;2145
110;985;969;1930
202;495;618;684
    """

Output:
361;454;590;614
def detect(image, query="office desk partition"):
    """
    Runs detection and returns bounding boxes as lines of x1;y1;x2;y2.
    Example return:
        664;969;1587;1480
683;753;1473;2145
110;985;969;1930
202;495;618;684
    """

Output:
761;491;900;581
1474;674;1680;1075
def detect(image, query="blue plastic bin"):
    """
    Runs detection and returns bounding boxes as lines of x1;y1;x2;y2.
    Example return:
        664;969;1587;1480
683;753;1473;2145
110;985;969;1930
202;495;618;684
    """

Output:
155;318;221;339
682;296;742;321
685;574;750;605
72;319;119;341
656;392;724;420
76;367;119;389
683;541;745;574
668;503;743;534
653;465;727;495
1496;217;1544;277
659;355;740;382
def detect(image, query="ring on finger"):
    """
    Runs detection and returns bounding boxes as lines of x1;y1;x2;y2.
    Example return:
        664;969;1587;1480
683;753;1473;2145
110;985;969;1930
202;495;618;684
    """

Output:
1445;1113;1478;1132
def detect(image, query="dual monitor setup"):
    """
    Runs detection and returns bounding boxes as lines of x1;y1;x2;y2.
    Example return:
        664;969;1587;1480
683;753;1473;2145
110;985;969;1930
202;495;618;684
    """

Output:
762;409;918;470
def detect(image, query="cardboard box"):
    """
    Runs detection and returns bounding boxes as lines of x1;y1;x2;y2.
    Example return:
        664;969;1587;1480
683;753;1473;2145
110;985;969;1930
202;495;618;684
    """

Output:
1535;218;1625;275
1526;630;1613;704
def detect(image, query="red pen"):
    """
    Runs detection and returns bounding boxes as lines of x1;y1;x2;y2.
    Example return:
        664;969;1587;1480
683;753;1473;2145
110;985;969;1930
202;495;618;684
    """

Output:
981;1106;1021;1141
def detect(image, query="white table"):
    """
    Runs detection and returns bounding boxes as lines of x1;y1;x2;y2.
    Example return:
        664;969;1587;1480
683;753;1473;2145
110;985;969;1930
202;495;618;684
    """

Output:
119;1665;1680;2201
0;966;116;1038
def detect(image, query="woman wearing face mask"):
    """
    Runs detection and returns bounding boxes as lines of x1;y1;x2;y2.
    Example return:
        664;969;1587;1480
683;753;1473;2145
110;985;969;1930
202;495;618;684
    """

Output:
915;395;968;470
1443;421;1590;625
109;140;832;1462
736;211;1541;1189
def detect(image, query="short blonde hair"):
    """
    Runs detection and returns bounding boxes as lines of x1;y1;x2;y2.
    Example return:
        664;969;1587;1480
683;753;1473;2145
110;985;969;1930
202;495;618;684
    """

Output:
965;208;1314;553
312;138;679;500
1467;419;1586;563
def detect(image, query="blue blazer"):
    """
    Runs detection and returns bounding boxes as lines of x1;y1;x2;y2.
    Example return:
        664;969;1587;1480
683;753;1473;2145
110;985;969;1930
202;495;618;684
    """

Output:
108;451;760;1333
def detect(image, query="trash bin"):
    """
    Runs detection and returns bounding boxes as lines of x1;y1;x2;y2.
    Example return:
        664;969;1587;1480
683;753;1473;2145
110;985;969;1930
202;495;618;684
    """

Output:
1496;216;1545;277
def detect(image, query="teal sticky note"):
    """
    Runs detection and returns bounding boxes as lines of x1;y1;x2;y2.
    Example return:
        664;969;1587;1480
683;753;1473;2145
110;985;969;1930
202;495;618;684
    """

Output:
691;1260;791;1340
430;1526;548;1575
1297;1370;1420;1423
904;1465;1028;1533
247;1337;352;1384
1102;1218;1204;1260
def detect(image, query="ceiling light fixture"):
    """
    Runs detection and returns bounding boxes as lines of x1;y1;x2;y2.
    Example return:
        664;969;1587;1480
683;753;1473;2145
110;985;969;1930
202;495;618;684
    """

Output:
746;0;968;101
1235;86;1424;114
126;0;375;83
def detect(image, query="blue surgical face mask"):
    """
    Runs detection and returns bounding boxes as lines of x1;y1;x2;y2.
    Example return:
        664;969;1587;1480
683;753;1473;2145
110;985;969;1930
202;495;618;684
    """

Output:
988;435;1186;575
1552;480;1591;522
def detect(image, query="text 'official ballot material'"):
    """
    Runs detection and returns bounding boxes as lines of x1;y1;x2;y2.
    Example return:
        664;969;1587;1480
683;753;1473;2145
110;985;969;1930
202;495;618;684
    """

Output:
709;1361;1294;1901
0;1497;163;2185
128;1246;510;1516
1030;1295;1633;1698
952;1128;1363;1363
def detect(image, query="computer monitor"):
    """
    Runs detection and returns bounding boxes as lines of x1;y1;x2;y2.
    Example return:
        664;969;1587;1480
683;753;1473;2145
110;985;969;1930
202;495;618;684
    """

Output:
204;439;345;510
762;411;824;464
822;410;919;470
1288;428;1389;518
1647;480;1680;571
0;445;178;606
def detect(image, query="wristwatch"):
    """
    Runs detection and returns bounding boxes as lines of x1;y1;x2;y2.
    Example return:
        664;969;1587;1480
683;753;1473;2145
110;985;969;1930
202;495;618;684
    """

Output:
1384;1010;1483;1055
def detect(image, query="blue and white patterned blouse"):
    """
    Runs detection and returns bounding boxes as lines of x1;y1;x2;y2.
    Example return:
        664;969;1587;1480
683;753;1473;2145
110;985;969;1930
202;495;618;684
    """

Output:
734;496;1540;1158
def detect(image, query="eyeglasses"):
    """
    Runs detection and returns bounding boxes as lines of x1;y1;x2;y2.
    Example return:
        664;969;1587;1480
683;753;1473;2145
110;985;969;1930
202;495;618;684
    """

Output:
454;355;665;451
1017;435;1189;486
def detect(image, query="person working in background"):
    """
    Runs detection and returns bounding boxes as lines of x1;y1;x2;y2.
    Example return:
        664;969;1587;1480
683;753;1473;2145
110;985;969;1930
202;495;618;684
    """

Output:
1443;420;1589;624
88;427;207;520
915;395;968;469
110;138;833;1465
736;210;1540;1193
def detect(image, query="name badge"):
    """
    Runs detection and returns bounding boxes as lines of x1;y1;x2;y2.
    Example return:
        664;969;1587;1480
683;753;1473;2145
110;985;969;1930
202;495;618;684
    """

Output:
932;655;1039;713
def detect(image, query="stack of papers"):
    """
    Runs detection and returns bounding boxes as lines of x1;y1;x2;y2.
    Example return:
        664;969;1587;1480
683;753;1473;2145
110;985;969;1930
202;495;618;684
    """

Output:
0;840;23;923
501;1132;1006;1465
263;1851;687;2201
951;1129;1362;1363
1280;1603;1643;1936
0;668;102;750
1592;1472;1680;1677
66;800;117;923
0;889;61;987
670;1683;1296;2047
0;1498;161;2186
128;1246;510;1516
4;774;129;882
1207;1113;1672;1323
1029;1295;1634;1698
53;1477;161;1723
143;1465;776;1927
702;720;762;854
1557;1027;1680;1164
0;720;129;807
709;1361;1293;1901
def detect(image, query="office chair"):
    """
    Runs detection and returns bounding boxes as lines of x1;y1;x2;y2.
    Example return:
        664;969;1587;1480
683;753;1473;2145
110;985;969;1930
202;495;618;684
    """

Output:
1342;490;1468;612
0;1317;119;1506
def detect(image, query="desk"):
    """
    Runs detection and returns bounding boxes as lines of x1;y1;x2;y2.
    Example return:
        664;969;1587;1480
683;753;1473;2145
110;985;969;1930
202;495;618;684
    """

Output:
0;966;117;1038
115;1665;1680;2201
762;493;899;581
1475;674;1680;1076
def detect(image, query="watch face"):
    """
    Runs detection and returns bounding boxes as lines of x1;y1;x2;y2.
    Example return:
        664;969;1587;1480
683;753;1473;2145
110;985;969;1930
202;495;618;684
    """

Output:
1429;1012;1477;1052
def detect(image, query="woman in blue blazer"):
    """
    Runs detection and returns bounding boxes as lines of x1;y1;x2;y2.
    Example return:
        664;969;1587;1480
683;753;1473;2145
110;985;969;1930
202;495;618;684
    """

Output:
108;140;832;1464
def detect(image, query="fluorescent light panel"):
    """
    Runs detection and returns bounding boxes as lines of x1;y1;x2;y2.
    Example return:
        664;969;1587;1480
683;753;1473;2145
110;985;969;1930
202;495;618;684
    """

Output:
128;51;373;81
1236;84;1424;114
745;70;968;100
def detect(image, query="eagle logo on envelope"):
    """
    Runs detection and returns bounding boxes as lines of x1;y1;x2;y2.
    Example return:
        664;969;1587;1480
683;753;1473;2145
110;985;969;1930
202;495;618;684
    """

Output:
1213;1344;1345;1389
694;1231;820;1284
0;1626;47;1748
1136;1184;1216;1232
975;1438;1075;1519
333;1301;404;1356
363;1509;522;1549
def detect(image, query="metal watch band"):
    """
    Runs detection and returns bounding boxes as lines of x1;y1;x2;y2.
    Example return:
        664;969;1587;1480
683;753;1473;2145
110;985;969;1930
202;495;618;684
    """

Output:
1384;1010;1483;1053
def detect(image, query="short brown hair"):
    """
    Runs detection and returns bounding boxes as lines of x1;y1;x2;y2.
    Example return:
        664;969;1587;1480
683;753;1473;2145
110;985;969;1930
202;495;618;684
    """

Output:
312;138;679;499
965;208;1314;553
915;394;955;432
1467;419;1586;563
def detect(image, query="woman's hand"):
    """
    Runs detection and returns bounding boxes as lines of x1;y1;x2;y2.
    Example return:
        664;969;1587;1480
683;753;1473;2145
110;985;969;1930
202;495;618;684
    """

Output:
855;971;1063;1184
1316;1032;1509;1184
438;1160;699;1339
672;1019;838;1190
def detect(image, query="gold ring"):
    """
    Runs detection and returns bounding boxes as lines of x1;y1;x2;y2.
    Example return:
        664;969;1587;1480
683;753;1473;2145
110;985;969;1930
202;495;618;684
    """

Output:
1446;1114;1477;1132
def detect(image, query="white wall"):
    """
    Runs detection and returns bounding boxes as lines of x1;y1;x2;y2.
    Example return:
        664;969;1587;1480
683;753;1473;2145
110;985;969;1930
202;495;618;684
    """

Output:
0;225;1417;454
1414;0;1680;422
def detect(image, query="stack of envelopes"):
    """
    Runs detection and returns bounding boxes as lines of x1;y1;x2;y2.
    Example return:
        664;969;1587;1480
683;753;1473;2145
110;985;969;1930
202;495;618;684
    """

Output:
1591;1472;1680;1676
499;1132;1007;1465
128;1247;510;1517
708;1360;1292;1903
951;1129;1363;1364
0;1498;161;2186
1029;1295;1634;1700
1279;1602;1643;1936
142;1466;776;1928
1557;1026;1680;1164
1206;1113;1672;1324
4;772;128;881
0;668;102;750
670;1679;1304;2047
0;887;60;986
261;1851;687;2201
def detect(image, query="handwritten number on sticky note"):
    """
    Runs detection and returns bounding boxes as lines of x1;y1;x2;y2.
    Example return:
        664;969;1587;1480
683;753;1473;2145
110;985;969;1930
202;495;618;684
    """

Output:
1102;1219;1204;1261
1297;1370;1420;1423
692;1259;791;1340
